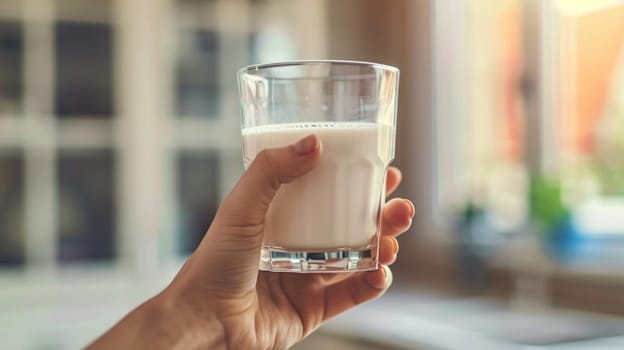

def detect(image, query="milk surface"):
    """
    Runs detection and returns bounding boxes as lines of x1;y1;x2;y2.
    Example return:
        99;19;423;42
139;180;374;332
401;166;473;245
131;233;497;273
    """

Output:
242;122;393;250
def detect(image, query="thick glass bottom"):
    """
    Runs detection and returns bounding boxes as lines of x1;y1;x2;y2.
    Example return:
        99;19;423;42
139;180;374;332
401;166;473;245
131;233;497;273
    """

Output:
259;246;377;273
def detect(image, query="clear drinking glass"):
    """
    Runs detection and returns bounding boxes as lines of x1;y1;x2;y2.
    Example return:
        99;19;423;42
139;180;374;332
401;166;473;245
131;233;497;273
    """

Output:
238;60;399;273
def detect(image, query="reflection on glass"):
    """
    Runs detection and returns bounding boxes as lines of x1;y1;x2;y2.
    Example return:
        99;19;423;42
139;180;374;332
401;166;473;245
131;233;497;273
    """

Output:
177;151;219;254
0;152;24;265
57;150;114;263
0;21;23;116
55;22;113;118
177;30;219;117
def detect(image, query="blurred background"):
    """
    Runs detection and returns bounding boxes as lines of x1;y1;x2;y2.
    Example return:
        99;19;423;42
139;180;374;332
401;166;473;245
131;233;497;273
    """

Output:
1;0;624;349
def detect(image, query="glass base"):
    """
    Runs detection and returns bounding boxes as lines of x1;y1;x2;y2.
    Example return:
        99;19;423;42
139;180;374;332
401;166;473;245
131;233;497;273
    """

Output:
259;246;377;273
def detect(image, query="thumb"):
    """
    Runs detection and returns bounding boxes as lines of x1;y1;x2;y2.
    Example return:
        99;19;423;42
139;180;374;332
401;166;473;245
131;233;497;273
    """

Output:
219;134;321;227
190;134;322;291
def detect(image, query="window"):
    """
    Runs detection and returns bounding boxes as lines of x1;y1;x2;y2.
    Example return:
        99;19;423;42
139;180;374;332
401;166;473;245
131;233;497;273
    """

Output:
0;21;23;116
176;151;220;254
55;22;113;118
57;150;115;263
176;29;220;118
537;0;624;265
434;0;624;268
546;0;624;198
434;0;527;235
0;152;24;265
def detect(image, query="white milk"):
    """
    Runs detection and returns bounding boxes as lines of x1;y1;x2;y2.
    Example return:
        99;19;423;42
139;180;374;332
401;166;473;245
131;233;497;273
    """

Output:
242;122;393;250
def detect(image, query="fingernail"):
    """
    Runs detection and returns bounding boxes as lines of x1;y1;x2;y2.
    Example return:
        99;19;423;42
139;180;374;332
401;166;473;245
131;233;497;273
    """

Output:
294;134;319;156
392;238;399;255
404;199;415;218
382;265;393;287
365;265;393;290
390;254;398;265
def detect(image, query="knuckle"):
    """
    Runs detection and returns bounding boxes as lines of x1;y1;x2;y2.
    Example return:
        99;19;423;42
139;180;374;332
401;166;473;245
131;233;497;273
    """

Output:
256;147;297;186
347;280;364;305
255;149;281;189
257;149;276;171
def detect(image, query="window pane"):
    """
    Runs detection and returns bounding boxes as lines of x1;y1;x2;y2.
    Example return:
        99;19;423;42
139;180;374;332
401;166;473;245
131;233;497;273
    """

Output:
55;22;113;118
57;150;115;263
177;151;219;254
551;3;624;196
177;30;220;118
0;21;23;116
0;152;24;265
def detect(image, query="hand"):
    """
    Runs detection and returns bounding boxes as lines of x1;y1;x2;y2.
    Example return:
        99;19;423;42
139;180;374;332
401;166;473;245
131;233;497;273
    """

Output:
88;135;414;349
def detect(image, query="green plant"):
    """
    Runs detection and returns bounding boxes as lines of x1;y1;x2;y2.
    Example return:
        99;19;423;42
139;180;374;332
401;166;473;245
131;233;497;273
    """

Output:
528;175;570;237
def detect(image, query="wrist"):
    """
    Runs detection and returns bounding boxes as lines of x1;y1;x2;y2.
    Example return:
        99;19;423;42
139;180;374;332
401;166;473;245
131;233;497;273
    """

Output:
87;291;226;350
143;291;227;349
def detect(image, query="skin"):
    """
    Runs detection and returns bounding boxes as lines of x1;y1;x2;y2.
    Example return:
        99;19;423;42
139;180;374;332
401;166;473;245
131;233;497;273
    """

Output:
87;134;414;350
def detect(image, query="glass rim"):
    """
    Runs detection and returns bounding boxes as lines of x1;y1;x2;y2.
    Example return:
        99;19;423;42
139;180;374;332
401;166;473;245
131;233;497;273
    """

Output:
237;59;399;78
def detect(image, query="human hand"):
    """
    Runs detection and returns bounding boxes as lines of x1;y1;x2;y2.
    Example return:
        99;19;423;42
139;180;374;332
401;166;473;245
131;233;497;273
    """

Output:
88;135;414;349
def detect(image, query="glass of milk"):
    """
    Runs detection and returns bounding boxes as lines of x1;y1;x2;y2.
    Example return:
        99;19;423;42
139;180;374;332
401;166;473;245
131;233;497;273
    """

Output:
238;60;399;273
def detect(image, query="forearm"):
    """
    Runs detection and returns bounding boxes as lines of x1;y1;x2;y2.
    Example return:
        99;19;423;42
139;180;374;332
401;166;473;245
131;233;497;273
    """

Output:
86;294;226;350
